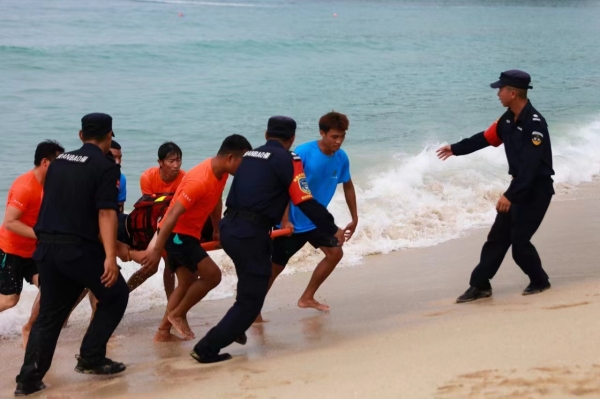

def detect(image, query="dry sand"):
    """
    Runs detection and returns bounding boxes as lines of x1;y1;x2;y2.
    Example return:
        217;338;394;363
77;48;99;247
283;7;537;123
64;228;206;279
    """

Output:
2;182;600;398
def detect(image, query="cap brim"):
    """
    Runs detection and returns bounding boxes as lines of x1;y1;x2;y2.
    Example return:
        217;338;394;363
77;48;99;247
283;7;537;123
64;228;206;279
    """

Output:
490;80;504;89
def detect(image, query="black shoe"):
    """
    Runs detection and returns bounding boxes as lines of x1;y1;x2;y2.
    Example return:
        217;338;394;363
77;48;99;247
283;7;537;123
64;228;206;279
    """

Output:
74;355;127;375
14;381;46;396
190;350;232;364
234;333;247;346
523;281;551;296
456;286;492;303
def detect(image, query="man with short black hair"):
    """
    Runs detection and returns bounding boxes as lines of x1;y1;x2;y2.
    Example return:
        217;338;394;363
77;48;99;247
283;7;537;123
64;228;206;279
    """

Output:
0;140;64;348
437;70;554;303
126;142;187;298
15;113;129;396
141;135;252;342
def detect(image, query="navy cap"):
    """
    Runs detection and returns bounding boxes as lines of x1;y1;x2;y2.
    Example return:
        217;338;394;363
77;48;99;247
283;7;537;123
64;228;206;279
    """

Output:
490;70;533;90
81;113;115;138
267;116;296;139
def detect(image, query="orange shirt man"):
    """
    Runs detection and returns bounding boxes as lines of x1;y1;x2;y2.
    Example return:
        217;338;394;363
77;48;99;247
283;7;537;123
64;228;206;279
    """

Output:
141;135;252;342
140;141;186;195
0;140;64;347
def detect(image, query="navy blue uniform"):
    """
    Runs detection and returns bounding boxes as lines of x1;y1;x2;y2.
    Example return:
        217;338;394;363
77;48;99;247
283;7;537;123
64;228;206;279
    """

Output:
451;100;554;289
17;143;129;385
193;140;338;360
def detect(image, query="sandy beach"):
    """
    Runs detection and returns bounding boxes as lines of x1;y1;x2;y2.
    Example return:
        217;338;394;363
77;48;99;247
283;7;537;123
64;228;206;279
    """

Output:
2;181;600;398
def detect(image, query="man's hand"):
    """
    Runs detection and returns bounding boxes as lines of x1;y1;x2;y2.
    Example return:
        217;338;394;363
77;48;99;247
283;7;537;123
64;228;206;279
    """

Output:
281;220;294;236
101;257;120;288
117;242;131;262
212;230;220;242
436;145;454;161
140;248;162;275
496;195;511;213
334;228;346;247
344;220;358;241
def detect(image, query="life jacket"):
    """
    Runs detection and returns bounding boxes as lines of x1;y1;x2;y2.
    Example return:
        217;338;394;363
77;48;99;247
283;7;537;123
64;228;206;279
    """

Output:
126;193;174;250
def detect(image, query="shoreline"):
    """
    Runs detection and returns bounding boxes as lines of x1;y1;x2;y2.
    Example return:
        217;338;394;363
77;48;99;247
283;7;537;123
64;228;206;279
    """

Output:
1;181;600;397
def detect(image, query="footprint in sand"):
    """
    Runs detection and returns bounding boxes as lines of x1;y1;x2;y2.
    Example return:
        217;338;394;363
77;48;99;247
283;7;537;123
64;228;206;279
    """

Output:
542;301;590;310
435;365;600;399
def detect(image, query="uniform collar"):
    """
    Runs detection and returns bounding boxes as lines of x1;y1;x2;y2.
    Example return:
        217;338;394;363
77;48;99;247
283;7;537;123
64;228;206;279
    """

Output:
507;100;533;123
264;140;286;149
81;142;105;153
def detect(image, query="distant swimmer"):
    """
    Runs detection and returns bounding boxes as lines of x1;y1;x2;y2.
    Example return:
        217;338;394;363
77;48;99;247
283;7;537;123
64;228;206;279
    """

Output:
15;113;129;396
127;142;186;299
191;116;344;364
140;135;252;342
436;70;554;303
0;140;64;349
257;111;357;322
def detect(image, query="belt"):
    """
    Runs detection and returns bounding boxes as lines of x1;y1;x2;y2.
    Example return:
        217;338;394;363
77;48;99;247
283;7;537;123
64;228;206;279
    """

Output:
224;209;273;230
38;234;82;245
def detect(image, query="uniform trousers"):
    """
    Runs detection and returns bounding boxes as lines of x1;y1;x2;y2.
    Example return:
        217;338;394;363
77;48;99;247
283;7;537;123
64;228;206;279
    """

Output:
17;241;129;383
194;216;271;356
470;182;553;289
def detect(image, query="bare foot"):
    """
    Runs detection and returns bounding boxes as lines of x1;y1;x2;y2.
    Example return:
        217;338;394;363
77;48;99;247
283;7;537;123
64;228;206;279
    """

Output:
253;313;267;324
154;329;186;343
21;325;31;349
298;298;330;312
167;313;195;338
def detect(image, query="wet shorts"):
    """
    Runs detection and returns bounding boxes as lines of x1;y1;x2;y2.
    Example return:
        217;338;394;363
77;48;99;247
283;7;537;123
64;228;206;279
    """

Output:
271;229;339;267
0;249;38;295
164;233;209;274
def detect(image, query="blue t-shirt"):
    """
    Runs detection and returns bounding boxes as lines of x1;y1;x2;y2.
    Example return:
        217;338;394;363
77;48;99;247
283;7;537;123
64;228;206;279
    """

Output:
118;173;127;203
288;141;351;233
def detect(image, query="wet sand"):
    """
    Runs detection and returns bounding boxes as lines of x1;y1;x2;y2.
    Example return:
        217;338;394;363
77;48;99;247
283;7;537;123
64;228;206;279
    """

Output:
2;182;600;398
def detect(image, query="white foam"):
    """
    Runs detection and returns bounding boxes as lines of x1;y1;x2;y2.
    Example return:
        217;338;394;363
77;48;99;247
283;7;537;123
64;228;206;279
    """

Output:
2;119;600;337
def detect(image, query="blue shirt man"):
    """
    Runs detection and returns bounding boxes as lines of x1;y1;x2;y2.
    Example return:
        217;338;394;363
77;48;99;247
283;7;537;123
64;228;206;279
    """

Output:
258;111;358;322
110;140;126;213
288;140;351;232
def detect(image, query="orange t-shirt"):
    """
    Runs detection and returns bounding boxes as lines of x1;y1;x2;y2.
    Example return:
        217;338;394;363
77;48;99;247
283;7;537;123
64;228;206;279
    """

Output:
0;171;43;258
140;167;186;195
160;158;228;240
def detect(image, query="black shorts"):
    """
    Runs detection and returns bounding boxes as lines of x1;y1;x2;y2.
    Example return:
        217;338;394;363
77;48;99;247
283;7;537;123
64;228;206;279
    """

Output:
117;212;133;246
164;233;209;274
271;229;339;267
0;249;38;295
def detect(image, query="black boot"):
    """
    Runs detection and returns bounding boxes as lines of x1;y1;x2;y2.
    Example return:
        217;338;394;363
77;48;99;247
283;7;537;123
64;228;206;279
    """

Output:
522;281;551;296
74;355;126;375
14;381;46;396
456;286;492;303
190;350;232;364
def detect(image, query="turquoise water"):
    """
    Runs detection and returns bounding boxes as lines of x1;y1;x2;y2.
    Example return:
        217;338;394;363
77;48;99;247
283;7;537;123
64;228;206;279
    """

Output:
2;0;600;331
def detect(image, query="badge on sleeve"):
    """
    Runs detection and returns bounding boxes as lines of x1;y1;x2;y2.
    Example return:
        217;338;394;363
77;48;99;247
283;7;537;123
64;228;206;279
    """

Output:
532;131;543;146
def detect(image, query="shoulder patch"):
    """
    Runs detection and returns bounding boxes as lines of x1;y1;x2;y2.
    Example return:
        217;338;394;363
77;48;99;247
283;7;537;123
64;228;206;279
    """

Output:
532;131;543;146
290;151;301;161
57;153;89;163
244;150;271;160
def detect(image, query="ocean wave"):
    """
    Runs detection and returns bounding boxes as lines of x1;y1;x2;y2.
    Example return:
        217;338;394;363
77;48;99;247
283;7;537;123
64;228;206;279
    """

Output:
2;118;600;337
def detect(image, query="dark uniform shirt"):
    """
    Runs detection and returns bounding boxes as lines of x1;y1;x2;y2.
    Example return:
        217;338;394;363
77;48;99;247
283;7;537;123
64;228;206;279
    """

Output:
34;143;120;243
451;101;554;203
226;140;337;235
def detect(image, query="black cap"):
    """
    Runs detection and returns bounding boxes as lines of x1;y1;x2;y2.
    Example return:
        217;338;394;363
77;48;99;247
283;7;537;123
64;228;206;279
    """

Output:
490;70;533;90
266;116;296;139
81;113;115;138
